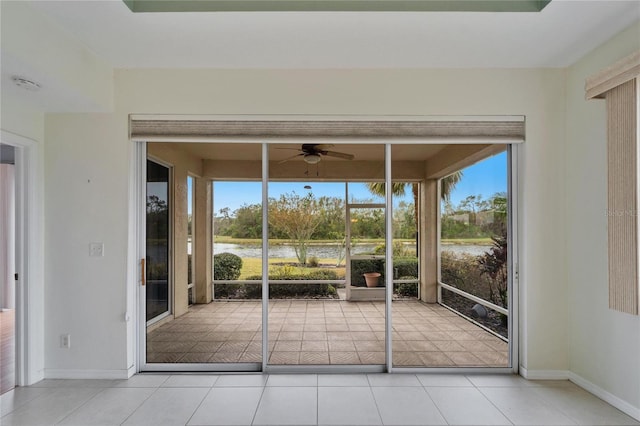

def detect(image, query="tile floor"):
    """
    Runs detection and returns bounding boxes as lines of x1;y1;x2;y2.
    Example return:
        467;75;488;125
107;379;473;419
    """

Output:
147;300;508;367
2;374;638;425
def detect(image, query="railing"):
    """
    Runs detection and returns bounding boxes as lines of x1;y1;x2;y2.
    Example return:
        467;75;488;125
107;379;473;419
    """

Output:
212;278;419;286
212;279;345;285
438;281;508;316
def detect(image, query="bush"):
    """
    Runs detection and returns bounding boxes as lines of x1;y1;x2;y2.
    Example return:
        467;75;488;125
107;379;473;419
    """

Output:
307;256;319;267
373;241;410;257
393;257;418;279
350;258;385;287
213;252;242;280
394;276;418;298
214;269;339;299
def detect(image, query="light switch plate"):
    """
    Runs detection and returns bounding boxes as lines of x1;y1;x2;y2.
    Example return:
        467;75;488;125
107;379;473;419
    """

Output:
89;242;104;257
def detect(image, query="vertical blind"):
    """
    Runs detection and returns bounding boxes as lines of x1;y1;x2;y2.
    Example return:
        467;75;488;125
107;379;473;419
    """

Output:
586;50;640;315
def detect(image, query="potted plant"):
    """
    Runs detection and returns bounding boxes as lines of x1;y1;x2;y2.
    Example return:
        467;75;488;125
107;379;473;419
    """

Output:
363;272;381;287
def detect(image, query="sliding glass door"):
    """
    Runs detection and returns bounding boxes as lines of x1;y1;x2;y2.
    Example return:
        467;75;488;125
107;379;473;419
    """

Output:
138;139;516;373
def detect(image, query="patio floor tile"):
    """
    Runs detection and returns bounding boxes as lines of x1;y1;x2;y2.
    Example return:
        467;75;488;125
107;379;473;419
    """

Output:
146;300;508;367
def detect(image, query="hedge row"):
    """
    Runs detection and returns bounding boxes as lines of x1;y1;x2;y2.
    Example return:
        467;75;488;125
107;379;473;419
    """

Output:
214;269;339;299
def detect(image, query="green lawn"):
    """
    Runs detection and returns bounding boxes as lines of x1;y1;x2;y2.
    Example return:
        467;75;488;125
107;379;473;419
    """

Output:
215;236;491;279
441;237;492;245
239;257;346;279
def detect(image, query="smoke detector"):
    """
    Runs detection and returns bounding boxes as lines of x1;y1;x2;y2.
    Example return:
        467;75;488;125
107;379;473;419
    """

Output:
11;76;41;91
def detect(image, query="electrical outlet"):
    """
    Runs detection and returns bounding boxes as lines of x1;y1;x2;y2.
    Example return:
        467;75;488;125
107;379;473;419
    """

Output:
60;334;71;349
89;242;104;257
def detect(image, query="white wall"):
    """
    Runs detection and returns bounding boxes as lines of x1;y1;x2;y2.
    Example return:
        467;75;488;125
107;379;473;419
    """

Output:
43;67;567;376
1;2;113;113
565;22;640;415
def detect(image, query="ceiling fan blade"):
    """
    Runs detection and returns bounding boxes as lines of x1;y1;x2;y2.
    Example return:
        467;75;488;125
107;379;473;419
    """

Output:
274;147;303;151
314;144;335;151
278;153;303;164
322;150;355;160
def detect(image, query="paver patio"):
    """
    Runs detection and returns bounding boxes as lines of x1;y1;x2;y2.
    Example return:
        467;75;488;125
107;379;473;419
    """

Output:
147;299;508;367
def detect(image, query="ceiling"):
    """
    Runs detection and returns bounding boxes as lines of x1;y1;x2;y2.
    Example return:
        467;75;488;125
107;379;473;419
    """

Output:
161;142;447;162
30;0;640;69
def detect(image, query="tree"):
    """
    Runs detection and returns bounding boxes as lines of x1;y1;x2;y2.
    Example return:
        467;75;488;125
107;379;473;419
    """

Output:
268;192;323;265
229;203;262;238
365;171;462;226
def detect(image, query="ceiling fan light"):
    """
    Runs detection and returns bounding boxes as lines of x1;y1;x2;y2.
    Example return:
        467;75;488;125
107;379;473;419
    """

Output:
304;153;321;164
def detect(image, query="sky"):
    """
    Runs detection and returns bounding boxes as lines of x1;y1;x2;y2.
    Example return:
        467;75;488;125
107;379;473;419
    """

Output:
189;151;507;215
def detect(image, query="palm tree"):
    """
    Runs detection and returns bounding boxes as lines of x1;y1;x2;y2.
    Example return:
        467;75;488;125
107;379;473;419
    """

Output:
365;171;463;220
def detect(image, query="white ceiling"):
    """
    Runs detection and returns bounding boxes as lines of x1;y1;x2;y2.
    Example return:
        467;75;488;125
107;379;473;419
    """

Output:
30;0;640;69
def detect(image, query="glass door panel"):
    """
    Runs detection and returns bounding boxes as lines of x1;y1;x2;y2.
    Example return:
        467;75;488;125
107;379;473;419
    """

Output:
390;143;511;368
212;180;264;364
146;160;170;323
144;142;263;368
266;144;386;367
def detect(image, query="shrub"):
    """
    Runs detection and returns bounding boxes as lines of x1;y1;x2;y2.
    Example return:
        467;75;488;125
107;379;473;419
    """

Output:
350;258;385;287
374;241;410;257
307;256;319;267
213;252;242;280
393;257;418;279
440;250;501;303
394;276;418;297
215;269;340;299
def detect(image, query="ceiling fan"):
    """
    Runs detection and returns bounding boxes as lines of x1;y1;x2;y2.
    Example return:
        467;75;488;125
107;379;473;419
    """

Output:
278;144;355;164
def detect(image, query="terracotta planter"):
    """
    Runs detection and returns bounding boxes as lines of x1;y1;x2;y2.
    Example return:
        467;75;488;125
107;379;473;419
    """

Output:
363;272;381;287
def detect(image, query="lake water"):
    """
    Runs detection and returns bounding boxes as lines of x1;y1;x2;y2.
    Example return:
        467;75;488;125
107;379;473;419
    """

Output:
211;242;490;258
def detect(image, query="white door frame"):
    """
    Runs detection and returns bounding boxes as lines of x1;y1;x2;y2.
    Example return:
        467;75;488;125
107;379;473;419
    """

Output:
0;130;43;386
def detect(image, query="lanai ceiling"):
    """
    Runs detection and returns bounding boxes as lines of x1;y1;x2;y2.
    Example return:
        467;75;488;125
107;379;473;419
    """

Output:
175;142;445;162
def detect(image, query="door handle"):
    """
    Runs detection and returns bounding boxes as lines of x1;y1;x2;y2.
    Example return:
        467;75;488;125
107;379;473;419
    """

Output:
141;259;146;286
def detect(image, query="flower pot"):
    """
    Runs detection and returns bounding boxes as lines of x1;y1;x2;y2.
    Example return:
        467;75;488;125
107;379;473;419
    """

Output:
363;272;381;287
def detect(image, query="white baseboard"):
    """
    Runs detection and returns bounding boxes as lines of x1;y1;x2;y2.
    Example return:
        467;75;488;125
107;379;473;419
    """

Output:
127;365;136;378
519;368;639;420
519;366;569;380
568;372;640;421
44;369;131;380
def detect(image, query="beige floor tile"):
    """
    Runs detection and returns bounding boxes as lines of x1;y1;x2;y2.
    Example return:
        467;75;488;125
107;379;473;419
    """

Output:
269;351;300;364
146;352;184;363
301;340;328;351
350;331;378;340
407;340;439;351
178;353;214;363
217;341;249;352
280;323;304;331
329;351;360;364
392;351;422;366
299;351;330;364
328;340;356;351
474;351;509;366
358;352;386;364
303;331;328;340
238;352;262;362
303;324;326;331
274;340;302;351
433;341;466;352
209;352;241;363
444;351;484;366
190;341;223;352
147;300;508;367
278;331;303;340
398;331;425;340
354;340;384;351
